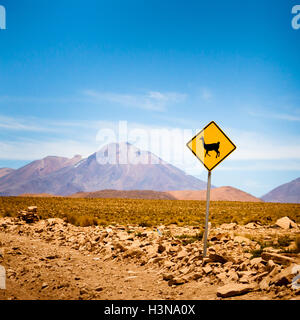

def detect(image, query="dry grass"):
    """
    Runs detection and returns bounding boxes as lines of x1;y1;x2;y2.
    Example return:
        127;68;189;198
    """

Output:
0;196;299;227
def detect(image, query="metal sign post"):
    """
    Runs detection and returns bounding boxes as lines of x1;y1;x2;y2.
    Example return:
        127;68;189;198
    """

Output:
186;121;236;259
203;170;212;258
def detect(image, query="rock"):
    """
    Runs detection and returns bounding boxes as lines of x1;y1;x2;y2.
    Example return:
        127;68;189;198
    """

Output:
261;252;295;265
209;253;228;264
259;266;281;291
217;283;257;298
238;262;249;271
259;277;270;291
168;277;185;286
27;206;37;212
114;242;127;252
250;257;263;267
45;254;59;260
233;236;251;245
216;272;228;282
95;286;103;292
266;260;276;272
271;264;298;286
250;271;268;283
123;248;144;259
177;249;188;259
220;223;237;230
244;222;259;229
158;243;166;254
150;257;165;264
203;265;213;274
18;211;39;224
227;269;239;282
224;261;234;269
164;260;175;268
275;217;298;229
41;282;48;289
163;273;174;281
190;273;202;280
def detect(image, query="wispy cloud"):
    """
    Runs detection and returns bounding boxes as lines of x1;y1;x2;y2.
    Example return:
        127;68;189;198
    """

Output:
249;110;300;122
83;90;187;112
200;88;213;101
0;115;55;132
228;129;300;161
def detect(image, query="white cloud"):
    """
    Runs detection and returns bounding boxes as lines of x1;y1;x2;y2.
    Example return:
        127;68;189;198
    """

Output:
0;139;98;161
201;88;213;101
249;110;300;122
0;115;55;132
229;129;300;161
83;90;187;112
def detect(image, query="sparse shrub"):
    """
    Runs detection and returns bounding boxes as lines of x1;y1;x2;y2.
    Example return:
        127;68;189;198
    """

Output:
64;213;77;225
250;248;264;259
139;221;151;228
175;232;203;245
2;210;14;217
295;236;300;253
0;197;299;228
135;232;143;237
277;235;292;248
97;219;108;226
77;215;98;227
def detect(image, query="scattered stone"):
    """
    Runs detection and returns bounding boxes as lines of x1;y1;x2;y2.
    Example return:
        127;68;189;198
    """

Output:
209;253;228;264
158;243;166;254
177;249;188;259
219;223;237;230
168;277;185;286
18;210;39;224
271;265;298;286
163;273;174;281
217;283;257;298
41;282;48;289
266;260;276;272
227;269;239;282
216;272;227;282
95;286;103;292
261;252;295;265
250;257;263;267
27;206;37;212
275;217;298;229
123;248;143;259
203;265;213;275
233;236;251;245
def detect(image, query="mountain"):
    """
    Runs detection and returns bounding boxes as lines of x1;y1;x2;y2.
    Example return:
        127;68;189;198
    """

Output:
69;190;176;200
18;193;63;198
0;155;82;196
167;186;262;202
261;178;300;203
0;168;15;178
0;143;207;196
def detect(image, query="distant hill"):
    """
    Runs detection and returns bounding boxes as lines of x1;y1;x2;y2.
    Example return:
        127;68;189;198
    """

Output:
0;143;207;196
167;186;262;202
18;193;63;198
261;177;300;203
69;189;176;200
0;155;82;196
0;168;15;179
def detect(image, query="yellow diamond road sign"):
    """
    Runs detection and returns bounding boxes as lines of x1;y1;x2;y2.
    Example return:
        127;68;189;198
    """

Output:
187;121;236;171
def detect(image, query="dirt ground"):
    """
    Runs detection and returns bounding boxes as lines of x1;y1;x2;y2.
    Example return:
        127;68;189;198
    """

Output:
0;227;288;301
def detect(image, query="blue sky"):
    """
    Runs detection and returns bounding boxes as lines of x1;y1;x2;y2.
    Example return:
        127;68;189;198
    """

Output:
0;0;299;197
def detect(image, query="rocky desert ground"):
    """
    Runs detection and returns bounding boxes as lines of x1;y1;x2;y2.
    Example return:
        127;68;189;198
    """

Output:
0;208;300;300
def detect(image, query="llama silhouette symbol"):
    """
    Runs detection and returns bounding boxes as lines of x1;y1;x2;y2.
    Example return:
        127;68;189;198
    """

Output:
199;136;220;158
